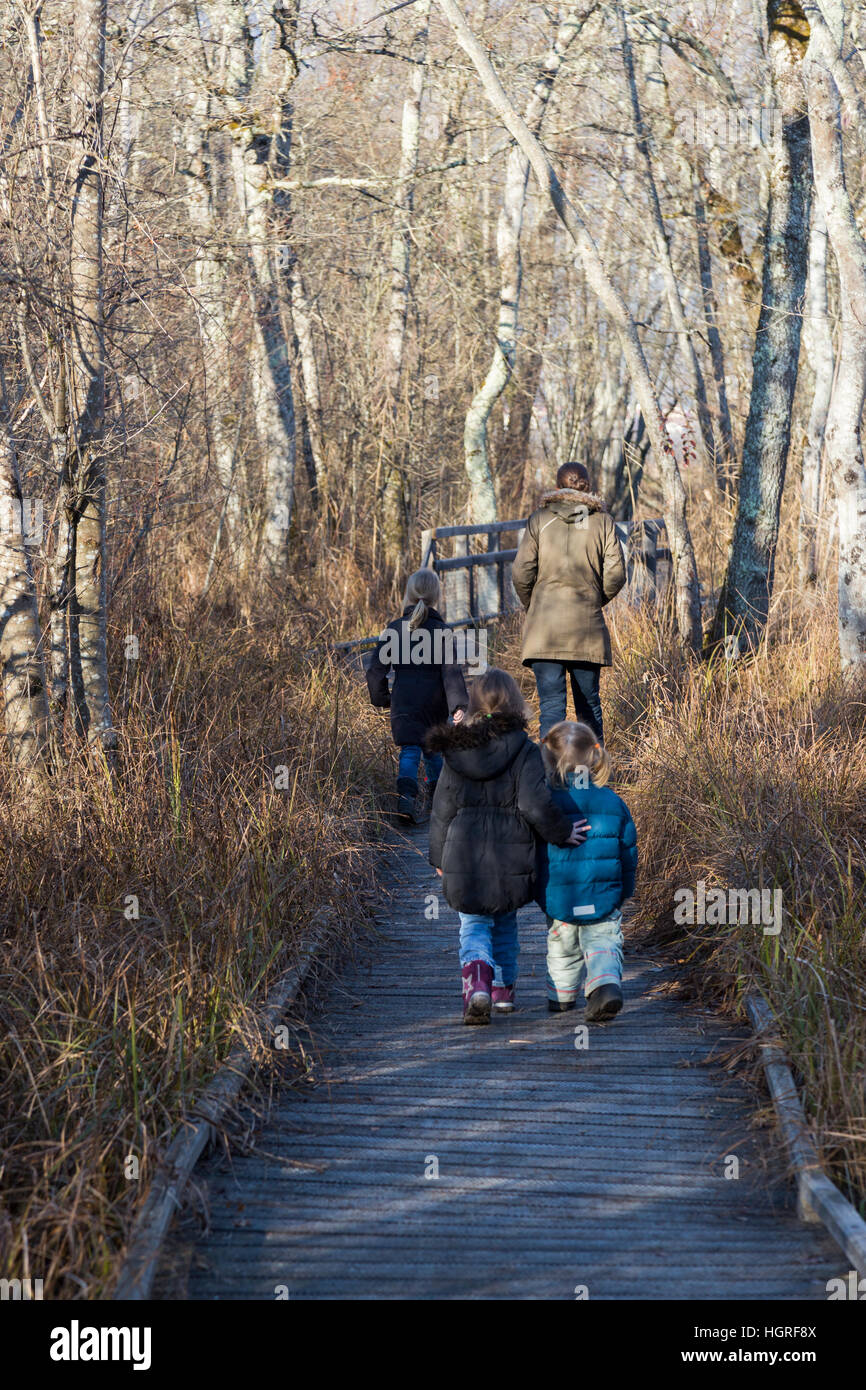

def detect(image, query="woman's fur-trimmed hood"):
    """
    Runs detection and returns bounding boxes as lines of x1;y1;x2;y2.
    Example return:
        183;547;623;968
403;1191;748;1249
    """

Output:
425;711;527;751
539;486;606;516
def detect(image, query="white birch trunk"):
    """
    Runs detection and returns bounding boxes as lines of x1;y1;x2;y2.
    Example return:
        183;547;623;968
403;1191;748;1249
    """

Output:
807;11;866;673
711;1;811;654
19;8;72;717
180;108;246;574
289;258;326;504
224;2;298;576
463;6;584;525
67;0;114;753
810;1;866;139
0;419;50;773
693;174;736;490
382;0;431;566
117;0;150;187
798;200;834;586
618;7;717;486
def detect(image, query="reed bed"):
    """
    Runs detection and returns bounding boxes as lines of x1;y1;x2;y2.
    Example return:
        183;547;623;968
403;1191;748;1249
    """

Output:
3;568;864;1299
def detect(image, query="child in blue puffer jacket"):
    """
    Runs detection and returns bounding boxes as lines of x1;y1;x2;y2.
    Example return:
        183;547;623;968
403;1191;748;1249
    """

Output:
536;721;637;1023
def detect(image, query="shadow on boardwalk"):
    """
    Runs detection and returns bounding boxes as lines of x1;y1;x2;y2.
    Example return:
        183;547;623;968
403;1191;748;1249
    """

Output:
157;828;843;1300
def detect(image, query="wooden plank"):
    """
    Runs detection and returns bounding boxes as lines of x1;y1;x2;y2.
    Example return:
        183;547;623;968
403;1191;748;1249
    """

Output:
442;535;469;622
472;530;499;617
434;548;518;572
421;519;527;539
420;528;436;570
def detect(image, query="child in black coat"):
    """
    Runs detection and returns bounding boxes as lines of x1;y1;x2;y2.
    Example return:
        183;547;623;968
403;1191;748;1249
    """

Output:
427;668;587;1024
366;569;468;820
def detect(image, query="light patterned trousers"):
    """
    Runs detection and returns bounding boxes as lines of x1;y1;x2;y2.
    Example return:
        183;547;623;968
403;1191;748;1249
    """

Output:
546;911;624;1004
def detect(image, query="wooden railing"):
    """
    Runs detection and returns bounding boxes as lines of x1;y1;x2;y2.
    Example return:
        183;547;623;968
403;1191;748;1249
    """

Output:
331;513;670;657
422;515;670;623
420;519;526;624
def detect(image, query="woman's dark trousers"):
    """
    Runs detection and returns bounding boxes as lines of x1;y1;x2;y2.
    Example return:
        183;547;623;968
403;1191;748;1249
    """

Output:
530;660;603;741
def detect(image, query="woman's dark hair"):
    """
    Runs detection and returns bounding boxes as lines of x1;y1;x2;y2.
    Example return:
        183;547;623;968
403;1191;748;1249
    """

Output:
556;461;589;490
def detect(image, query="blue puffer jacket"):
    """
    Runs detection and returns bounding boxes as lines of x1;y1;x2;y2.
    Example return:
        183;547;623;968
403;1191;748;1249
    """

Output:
535;775;637;924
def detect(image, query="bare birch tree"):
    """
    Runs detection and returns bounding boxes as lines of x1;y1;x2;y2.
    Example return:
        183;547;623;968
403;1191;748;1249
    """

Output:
381;0;431;568
617;7;717;487
224;1;299;577
435;0;702;650
798;199;834;586
15;3;73;719
288;256;326;510
179;85;247;579
806;1;866;674
67;0;114;752
0;403;50;773
462;5;584;523
711;0;812;655
693;172;736;491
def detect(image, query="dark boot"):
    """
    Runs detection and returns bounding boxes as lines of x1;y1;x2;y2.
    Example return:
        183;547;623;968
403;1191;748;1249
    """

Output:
548;999;576;1013
461;960;493;1025
585;982;623;1023
396;777;418;821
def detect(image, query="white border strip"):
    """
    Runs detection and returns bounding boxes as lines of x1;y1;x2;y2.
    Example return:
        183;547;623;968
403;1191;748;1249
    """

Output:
746;993;866;1277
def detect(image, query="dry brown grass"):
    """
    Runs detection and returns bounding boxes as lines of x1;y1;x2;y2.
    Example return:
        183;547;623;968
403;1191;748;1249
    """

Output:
614;599;866;1208
0;594;393;1298
4;556;865;1299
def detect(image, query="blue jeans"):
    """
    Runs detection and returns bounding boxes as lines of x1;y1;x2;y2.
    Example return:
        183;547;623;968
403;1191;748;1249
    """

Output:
458;911;519;987
530;660;603;741
398;744;443;785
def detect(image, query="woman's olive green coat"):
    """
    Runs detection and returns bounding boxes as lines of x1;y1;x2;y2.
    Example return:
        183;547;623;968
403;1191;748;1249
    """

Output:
511;487;627;667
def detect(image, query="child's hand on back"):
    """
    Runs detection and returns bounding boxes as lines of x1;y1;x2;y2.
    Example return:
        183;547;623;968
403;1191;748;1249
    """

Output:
452;708;465;724
567;818;590;846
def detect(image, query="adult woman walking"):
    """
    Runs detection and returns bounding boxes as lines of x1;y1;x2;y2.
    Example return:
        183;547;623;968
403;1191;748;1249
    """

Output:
511;461;626;741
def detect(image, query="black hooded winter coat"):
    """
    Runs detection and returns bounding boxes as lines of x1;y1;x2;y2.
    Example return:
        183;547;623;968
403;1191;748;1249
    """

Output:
365;606;468;747
426;713;578;914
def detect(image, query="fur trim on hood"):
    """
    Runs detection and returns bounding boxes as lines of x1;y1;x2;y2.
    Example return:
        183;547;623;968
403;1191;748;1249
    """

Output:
425;711;527;752
539;486;607;513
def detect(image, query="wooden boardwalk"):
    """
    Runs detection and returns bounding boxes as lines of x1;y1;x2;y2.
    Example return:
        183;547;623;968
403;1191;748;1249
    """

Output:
157;827;843;1300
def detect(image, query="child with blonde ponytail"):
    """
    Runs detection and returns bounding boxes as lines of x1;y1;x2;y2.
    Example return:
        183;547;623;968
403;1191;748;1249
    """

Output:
405;566;438;631
366;569;468;821
536;721;637;1022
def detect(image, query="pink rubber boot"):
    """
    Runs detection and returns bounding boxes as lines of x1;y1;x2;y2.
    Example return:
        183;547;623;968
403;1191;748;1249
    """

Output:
461;960;493;1025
